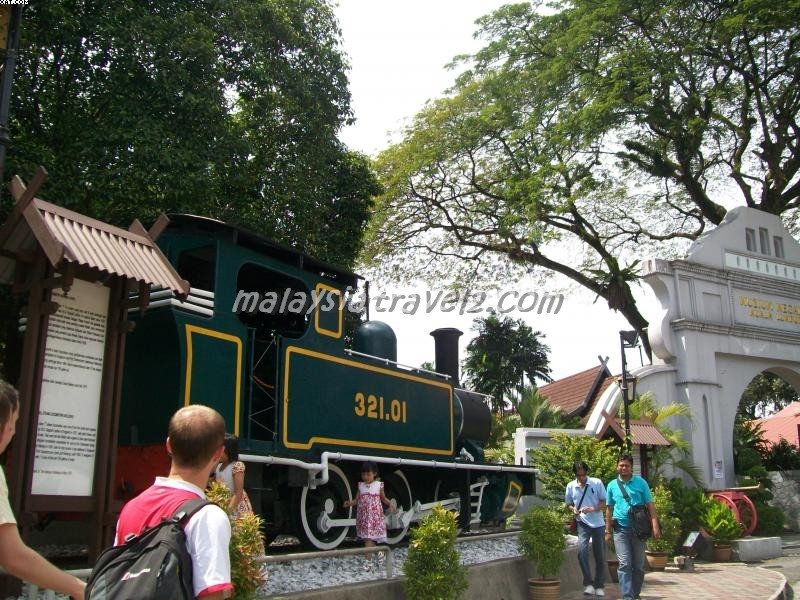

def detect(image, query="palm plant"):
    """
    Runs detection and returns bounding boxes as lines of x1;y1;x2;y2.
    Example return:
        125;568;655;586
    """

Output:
623;392;702;485
484;387;581;463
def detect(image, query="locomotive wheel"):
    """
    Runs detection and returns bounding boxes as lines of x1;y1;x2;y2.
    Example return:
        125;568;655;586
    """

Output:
382;470;413;544
434;479;471;530
297;463;353;550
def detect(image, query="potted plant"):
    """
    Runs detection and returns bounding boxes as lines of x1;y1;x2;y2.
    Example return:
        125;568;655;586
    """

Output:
645;486;681;571
700;499;743;561
645;515;681;570
518;505;566;600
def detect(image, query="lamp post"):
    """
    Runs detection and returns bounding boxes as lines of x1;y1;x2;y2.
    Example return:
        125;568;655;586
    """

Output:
0;6;23;191
619;330;640;452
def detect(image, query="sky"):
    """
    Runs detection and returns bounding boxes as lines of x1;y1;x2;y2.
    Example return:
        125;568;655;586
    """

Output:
333;0;657;380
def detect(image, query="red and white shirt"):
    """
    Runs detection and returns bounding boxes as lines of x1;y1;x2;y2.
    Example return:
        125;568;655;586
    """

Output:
115;477;234;598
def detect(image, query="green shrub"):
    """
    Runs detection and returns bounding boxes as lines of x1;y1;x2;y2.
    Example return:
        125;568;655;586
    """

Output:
647;486;681;555
700;498;742;545
403;505;468;600
666;480;705;537
739;471;774;504
735;447;762;474
207;481;266;600
518;505;566;579
528;433;619;502
763;439;800;471
754;503;785;536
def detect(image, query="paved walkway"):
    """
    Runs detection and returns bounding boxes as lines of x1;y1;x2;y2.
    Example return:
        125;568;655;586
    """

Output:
559;562;787;600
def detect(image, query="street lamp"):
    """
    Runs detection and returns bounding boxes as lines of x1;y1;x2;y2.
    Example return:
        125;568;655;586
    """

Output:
0;6;23;191
619;329;640;452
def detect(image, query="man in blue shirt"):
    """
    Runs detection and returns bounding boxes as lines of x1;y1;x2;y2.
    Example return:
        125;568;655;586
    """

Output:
565;460;607;597
604;453;660;600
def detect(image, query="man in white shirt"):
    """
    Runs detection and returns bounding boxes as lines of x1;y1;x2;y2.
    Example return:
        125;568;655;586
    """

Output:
115;405;233;599
565;460;607;597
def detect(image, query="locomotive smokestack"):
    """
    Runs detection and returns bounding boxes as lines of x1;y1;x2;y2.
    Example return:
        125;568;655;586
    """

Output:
430;327;463;387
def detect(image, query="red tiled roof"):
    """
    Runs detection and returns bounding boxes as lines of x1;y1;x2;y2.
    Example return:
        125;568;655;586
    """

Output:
753;401;800;447
597;410;671;446
539;364;613;417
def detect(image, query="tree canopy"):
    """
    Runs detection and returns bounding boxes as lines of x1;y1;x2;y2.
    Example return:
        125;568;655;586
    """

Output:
461;312;551;413
6;0;380;268
363;0;800;355
738;372;799;419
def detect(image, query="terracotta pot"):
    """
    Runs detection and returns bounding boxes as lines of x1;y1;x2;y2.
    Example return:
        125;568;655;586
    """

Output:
712;543;733;561
527;578;560;600
645;550;669;571
607;559;619;583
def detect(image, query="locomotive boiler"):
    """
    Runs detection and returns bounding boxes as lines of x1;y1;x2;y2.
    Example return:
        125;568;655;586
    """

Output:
115;215;535;549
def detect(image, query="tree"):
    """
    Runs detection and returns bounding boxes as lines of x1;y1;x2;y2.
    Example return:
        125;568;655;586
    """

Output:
461;312;551;413
364;0;800;358
5;0;380;269
738;372;799;419
528;432;619;503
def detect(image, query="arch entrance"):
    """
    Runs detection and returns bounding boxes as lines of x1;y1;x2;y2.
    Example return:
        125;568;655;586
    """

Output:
587;207;800;488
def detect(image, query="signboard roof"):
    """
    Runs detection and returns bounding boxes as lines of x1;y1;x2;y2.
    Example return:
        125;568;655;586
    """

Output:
0;171;189;297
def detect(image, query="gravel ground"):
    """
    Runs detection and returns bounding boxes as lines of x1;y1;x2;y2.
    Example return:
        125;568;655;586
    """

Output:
259;533;578;598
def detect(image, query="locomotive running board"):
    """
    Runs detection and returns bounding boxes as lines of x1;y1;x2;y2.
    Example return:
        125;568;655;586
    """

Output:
239;451;539;487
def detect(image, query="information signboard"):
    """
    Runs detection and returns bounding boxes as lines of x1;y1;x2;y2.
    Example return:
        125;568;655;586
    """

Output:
31;279;109;496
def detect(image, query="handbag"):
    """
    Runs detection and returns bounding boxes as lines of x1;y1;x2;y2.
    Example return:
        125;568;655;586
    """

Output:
616;479;653;540
568;483;590;534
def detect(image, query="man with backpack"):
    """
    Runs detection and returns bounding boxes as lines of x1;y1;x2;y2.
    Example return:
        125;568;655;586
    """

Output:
100;404;234;599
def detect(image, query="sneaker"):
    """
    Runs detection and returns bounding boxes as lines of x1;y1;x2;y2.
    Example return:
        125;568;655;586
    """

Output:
595;589;605;597
583;585;595;595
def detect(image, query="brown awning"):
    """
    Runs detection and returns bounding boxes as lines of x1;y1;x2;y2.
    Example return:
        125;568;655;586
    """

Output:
0;172;189;297
597;409;671;446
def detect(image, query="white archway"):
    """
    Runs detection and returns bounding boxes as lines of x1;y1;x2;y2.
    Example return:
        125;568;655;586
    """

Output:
587;207;800;489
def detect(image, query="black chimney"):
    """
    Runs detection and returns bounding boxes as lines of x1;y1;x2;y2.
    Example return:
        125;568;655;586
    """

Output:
430;328;463;387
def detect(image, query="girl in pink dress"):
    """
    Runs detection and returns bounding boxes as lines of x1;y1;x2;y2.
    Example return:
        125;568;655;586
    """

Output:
343;461;394;562
215;434;255;518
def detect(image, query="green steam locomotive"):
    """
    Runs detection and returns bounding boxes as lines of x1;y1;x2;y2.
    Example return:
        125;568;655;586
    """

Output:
115;215;534;549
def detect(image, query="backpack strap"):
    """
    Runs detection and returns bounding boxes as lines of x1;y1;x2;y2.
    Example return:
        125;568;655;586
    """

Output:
617;479;631;503
171;497;211;525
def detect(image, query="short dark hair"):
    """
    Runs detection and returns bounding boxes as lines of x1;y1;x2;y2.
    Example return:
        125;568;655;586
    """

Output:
0;379;19;431
572;460;589;475
222;433;240;462
168;405;225;469
617;453;634;466
361;461;378;475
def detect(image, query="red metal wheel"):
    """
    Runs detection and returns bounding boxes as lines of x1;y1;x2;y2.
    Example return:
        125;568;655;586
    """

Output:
733;495;758;536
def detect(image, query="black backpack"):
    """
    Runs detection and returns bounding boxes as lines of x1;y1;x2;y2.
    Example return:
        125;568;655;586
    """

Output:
86;497;210;600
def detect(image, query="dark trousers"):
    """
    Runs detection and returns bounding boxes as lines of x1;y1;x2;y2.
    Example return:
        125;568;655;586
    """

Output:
577;521;606;589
